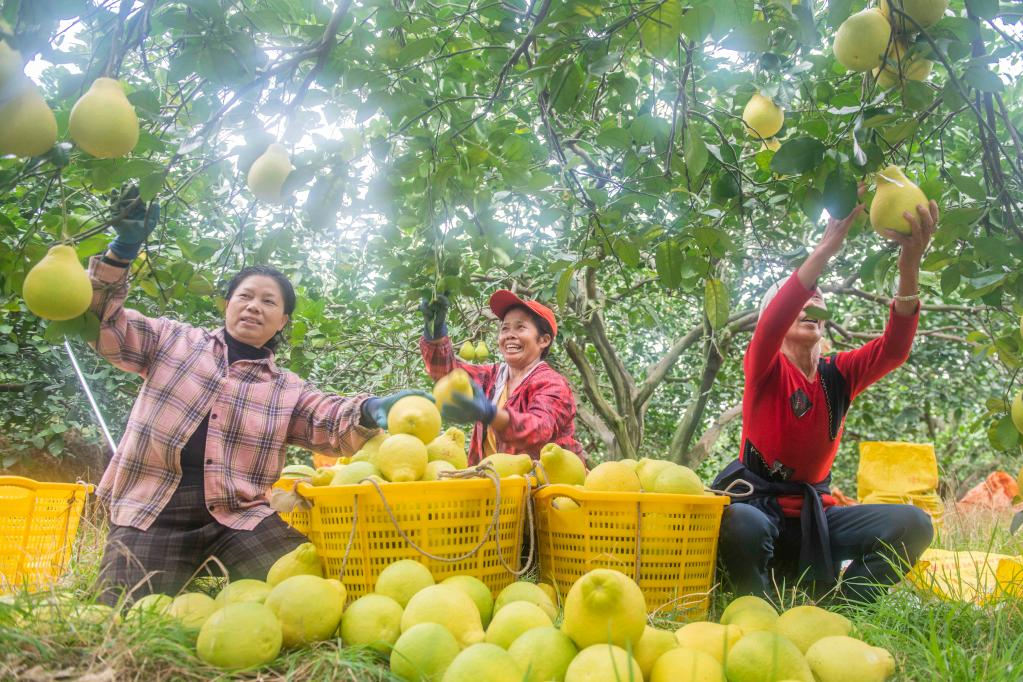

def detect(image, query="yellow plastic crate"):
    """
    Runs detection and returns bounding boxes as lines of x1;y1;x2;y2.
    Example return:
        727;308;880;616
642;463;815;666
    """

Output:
0;476;93;593
278;477;529;601
534;484;728;618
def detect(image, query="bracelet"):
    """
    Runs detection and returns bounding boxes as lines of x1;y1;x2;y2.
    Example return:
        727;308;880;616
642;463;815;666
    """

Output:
893;293;920;302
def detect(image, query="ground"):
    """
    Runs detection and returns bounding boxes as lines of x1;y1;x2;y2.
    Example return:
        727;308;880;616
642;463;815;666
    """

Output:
1;502;1021;681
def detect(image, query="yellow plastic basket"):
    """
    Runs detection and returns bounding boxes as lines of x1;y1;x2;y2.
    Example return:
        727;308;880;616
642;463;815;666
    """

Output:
278;476;530;601
534;484;728;618
0;476;93;593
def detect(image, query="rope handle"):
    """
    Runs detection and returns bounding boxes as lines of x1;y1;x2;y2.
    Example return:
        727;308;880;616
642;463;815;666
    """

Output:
706;478;754;499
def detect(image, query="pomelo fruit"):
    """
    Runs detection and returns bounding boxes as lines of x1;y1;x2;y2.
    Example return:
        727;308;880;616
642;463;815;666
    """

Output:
196;602;282;670
442;574;495;627
441;643;525;682
833;8;892;72
391;622;461;681
401;584;485;648
480;452;533;478
561;568;646;649
494;581;558;621
376;559;435;608
725;631;814;682
870;165;929;236
633;625;679;679
340;593;403;655
539;442;586;485
266;542;322;586
331;460;381;485
719;595;778;624
652;464;705;495
264;574;345;647
651;647;725;682
22;245;93;321
216;578;271;606
69;77;139;158
484;600;552;649
433;369;474;414
0;81;57;158
126;593;171;619
168;592;217;632
377;433;429;482
246;142;293;202
387;395;442;445
426;429;468;469
584;461;642;492
775;605;852;653
423;459;457;480
742;93;784;139
564;644;643;682
507;626;578;682
675;621;744;664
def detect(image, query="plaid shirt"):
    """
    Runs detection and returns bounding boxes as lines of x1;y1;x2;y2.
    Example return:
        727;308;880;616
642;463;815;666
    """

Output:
88;257;378;531
420;336;584;465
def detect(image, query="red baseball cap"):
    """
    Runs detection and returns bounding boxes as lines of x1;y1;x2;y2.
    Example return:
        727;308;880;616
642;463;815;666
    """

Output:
489;290;558;338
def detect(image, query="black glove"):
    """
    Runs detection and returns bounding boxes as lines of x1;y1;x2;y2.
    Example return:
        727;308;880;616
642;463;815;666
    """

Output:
419;295;449;340
360;390;435;429
108;185;160;261
441;380;497;425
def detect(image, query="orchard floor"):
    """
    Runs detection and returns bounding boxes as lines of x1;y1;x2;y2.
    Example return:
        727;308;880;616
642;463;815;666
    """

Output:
2;503;1023;682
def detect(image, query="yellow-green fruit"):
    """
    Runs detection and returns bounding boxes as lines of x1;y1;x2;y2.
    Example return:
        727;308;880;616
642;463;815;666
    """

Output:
562;568;646;649
881;0;948;30
264;574;345;647
652;464;705;495
388;396;442;445
401;584;486;648
311;467;337;486
539;442;586;485
266;542;322;586
874;44;933;88
484;600;551;649
634;626;679;679
481;452;534;478
475;340;490;360
331;460;381;485
280;464;316;479
720;595;779;625
340;593;403;655
433;369;474;414
584;461;642;492
458;341;476;361
442;643;526;682
760;137;782;152
127;593;172;619
391;622;462;681
676;621;744;664
507;626;578;682
870;165;929;236
728;606;779;633
442;574;495;627
360;431;388;456
551;496;581;511
805;635;895;682
742;94;784;139
651;647;725;682
423;460;456;481
494;581;558;621
216;579;271;606
0;82;56;157
426;429;468;469
246;142;293;202
636;457;673;490
196;602;282;670
775;605;852;653
69;77;139;158
376;559;435;608
1011;391;1023;435
564;644;643;682
168;592;217;632
22;245;92;321
725;631;815;682
833;8;892;72
377;433;429;482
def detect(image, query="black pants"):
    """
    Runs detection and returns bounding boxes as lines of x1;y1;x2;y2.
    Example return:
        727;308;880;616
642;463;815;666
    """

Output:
96;484;306;606
718;502;933;603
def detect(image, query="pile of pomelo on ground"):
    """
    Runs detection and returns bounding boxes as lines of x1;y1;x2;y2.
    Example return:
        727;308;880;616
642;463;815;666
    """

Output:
101;542;894;681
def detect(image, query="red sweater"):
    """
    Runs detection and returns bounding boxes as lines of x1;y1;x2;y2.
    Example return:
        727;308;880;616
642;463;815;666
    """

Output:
420;336;584;464
742;271;919;516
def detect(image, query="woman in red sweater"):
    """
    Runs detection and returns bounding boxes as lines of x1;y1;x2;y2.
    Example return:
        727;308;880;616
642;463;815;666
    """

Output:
420;291;583;465
714;190;938;603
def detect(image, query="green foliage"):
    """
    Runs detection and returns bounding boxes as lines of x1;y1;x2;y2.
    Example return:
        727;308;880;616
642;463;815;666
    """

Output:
0;0;1019;483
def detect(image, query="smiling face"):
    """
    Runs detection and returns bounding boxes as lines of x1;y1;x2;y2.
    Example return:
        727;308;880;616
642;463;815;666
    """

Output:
498;307;552;369
224;275;290;348
785;289;826;347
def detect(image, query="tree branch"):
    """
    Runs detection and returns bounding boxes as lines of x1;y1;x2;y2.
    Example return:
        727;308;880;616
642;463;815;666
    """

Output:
682;402;742;467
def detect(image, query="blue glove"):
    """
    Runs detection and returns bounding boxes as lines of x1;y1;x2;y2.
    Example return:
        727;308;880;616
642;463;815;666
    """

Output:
420;295;449;340
361;390;435;429
108;185;160;261
441;380;497;425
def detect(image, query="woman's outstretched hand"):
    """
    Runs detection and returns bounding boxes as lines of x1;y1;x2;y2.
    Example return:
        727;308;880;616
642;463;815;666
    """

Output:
108;185;160;261
361;390;434;430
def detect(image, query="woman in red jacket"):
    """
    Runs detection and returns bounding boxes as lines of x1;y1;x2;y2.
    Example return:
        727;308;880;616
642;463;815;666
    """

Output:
714;190;938;603
420;291;584;465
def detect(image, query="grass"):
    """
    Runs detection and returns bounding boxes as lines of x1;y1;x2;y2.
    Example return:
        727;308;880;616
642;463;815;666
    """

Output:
3;503;1023;680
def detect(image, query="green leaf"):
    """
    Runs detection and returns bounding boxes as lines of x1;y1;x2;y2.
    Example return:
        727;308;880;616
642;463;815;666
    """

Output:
940;265;961;296
556;267;574;309
803;305;831;321
655;241;683;289
822;166;858;219
596;127;633;150
684;133;708;178
679;5;715;41
550;61;585;114
704;278;729;329
641;0;684;59
770;137;826;175
988;415;1020;451
964;65;1004;93
965;0;998;20
901;80;934;111
43;316;84;344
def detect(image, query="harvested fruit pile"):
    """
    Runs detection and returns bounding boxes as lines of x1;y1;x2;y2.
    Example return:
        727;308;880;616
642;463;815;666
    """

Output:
113;541;895;680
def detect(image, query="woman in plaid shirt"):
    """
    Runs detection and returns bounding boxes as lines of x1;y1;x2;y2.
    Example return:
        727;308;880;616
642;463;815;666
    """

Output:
91;191;417;604
420;290;584;465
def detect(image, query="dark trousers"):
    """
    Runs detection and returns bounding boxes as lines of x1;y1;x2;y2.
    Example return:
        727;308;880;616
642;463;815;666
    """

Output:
96;484;306;606
718;502;933;603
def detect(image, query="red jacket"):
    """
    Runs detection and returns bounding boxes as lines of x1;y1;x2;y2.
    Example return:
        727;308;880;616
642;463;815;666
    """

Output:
421;336;584;465
742;270;919;516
